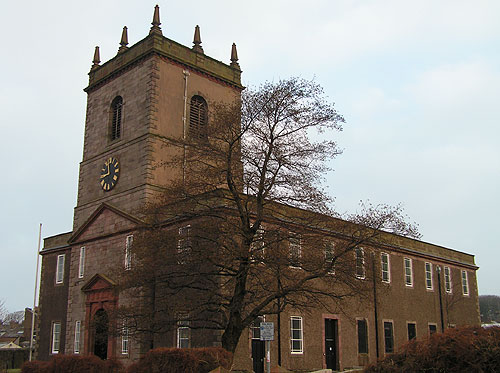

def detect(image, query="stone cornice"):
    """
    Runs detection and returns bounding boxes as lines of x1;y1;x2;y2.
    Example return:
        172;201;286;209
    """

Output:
85;33;243;93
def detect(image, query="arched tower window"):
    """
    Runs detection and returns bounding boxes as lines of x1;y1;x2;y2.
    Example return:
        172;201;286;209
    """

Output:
189;95;208;139
110;96;123;140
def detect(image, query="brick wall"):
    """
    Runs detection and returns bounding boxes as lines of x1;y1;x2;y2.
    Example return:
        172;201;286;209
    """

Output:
37;247;70;360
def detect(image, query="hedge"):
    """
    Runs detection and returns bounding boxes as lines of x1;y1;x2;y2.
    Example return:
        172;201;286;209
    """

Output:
126;347;232;373
22;347;231;373
21;355;123;373
365;326;500;372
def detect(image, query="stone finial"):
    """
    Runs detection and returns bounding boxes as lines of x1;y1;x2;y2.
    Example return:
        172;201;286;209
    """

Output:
192;25;204;53
230;43;240;69
91;46;101;70
118;26;129;53
149;5;162;35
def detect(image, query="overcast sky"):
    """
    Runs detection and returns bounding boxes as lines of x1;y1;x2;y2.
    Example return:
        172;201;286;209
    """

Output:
1;0;499;313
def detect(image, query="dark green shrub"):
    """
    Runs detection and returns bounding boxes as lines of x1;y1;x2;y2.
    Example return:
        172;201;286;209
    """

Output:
365;326;500;372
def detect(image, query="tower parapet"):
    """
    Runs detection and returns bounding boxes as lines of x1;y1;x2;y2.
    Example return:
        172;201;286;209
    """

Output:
86;6;242;93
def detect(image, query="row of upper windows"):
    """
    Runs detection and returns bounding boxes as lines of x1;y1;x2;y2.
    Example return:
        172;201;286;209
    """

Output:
107;95;208;141
400;255;469;295
55;231;470;299
54;234;133;285
352;248;469;295
167;226;473;296
281;232;471;296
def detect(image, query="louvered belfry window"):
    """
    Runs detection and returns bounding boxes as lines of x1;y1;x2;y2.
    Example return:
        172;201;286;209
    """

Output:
189;95;208;139
111;96;123;140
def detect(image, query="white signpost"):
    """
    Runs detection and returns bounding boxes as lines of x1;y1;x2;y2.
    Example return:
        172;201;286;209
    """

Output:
260;322;274;373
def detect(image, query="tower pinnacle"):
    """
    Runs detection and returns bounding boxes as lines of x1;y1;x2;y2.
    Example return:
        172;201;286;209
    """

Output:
118;26;129;53
192;25;204;54
149;5;162;35
230;43;240;69
91;46;100;70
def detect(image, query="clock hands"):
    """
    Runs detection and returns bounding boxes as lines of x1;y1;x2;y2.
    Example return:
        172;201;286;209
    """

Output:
101;163;110;178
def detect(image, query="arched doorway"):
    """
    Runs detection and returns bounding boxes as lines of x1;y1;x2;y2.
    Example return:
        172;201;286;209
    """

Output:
93;309;109;359
82;274;118;358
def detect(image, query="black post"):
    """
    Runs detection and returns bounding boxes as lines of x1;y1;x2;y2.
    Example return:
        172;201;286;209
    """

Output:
437;266;445;332
277;297;282;366
277;273;282;367
371;253;380;358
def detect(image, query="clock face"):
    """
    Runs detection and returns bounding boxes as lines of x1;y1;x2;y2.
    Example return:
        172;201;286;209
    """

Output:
100;157;120;191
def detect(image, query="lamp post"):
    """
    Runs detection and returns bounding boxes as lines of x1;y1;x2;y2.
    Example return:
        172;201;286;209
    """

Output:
29;223;42;361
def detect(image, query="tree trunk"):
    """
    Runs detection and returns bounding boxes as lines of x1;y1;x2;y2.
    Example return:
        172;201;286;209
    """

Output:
221;262;249;353
221;321;244;353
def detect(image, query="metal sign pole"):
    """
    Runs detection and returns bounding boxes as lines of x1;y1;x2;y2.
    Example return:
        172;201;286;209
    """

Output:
266;340;271;373
260;321;274;373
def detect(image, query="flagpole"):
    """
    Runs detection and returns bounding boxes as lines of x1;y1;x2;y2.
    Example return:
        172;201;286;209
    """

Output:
29;223;42;361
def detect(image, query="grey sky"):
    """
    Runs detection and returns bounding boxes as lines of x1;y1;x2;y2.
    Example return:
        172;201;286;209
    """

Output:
1;0;499;313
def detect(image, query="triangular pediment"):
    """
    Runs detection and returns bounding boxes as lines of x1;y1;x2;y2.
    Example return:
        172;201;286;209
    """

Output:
69;203;143;244
81;273;116;293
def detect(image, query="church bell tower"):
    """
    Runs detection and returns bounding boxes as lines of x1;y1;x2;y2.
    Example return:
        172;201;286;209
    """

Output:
73;5;243;230
36;6;243;361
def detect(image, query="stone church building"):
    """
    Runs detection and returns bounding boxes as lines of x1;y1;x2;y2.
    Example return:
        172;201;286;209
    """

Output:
36;6;480;372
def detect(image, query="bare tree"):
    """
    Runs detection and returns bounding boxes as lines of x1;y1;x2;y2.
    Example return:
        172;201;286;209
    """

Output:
115;78;420;354
4;310;24;324
479;295;500;323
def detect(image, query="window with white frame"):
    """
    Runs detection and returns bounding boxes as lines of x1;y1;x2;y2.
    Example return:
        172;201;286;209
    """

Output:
381;253;390;283
177;225;192;264
461;270;469;296
51;322;61;354
325;241;335;273
78;247;85;279
289;233;301;267
124;235;133;270
404;257;413;287
56;254;65;284
444;266;452;293
121;323;129;354
290;316;303;354
425;262;433;290
250;228;265;262
355;248;365;279
177;314;190;348
74;321;81;354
